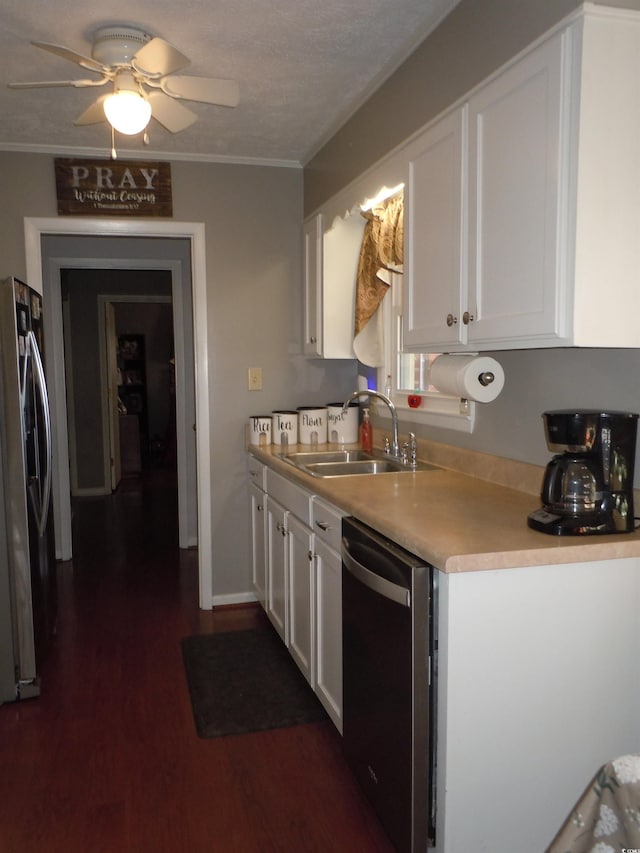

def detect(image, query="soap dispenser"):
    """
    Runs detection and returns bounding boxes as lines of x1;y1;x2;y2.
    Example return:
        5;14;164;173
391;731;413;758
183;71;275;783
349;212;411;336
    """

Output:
360;407;373;452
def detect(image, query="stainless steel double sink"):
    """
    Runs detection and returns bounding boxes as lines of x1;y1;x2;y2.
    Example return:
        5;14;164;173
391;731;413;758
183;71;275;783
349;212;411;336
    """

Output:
277;449;437;478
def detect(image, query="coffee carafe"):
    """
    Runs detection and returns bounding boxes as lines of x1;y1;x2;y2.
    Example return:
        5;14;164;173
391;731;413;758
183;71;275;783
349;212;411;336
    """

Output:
541;453;604;515
528;410;638;536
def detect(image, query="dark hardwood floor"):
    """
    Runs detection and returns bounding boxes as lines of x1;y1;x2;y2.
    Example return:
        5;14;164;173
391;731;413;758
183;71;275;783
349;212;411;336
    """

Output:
0;468;395;853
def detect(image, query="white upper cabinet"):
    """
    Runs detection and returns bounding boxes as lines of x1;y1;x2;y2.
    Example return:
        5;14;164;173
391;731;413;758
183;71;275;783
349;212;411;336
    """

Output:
569;8;640;346
466;32;564;347
403;6;640;351
303;214;323;356
403;106;466;349
303;210;362;359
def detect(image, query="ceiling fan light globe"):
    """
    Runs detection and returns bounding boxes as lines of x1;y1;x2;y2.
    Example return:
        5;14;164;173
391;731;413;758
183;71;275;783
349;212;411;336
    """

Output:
103;91;151;135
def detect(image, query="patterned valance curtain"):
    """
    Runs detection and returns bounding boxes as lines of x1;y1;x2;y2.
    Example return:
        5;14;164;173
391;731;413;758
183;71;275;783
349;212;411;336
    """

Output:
353;194;403;366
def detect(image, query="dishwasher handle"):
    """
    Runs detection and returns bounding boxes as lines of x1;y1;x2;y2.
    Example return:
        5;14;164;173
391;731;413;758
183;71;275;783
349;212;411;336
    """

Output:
342;537;410;607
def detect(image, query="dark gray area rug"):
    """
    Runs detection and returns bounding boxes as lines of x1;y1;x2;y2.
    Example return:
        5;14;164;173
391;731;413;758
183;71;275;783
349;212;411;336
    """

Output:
181;627;329;738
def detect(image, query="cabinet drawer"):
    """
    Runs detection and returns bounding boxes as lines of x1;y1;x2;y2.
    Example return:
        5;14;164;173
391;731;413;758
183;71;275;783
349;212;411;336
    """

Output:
248;454;266;490
311;497;346;552
266;468;313;525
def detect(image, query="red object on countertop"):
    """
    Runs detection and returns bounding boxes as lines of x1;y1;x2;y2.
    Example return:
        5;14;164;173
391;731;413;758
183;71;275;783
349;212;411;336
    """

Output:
360;407;373;452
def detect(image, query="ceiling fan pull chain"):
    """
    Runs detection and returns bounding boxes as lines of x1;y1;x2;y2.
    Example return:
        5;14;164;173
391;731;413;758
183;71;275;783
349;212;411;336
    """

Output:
111;124;117;160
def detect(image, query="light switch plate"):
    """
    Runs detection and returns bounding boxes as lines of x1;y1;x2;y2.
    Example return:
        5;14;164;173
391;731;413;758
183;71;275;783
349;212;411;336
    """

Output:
248;367;263;391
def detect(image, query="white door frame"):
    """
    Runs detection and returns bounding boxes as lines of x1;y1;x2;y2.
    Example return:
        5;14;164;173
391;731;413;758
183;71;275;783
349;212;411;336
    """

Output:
24;217;213;609
103;300;121;492
96;293;193;549
65;283;178;499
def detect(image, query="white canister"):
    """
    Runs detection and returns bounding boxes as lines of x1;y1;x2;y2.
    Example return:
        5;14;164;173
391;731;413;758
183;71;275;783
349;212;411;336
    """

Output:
248;414;272;447
297;407;328;445
327;402;359;444
272;410;298;446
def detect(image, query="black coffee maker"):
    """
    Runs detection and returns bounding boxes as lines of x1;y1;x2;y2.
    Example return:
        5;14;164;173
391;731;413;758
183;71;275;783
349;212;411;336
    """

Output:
528;410;638;535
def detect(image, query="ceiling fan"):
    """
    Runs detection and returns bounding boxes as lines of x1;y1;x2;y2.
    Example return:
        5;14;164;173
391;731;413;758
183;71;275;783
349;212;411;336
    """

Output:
8;26;240;137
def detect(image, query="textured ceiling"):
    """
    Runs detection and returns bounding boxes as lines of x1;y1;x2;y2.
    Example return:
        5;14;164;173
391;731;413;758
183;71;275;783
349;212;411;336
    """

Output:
0;0;460;166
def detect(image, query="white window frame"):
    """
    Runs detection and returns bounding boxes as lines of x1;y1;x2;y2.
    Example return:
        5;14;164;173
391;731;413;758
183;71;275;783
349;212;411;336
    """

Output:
373;272;476;433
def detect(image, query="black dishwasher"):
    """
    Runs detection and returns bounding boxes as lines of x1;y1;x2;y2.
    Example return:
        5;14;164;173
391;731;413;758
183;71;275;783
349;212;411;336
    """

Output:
342;517;437;852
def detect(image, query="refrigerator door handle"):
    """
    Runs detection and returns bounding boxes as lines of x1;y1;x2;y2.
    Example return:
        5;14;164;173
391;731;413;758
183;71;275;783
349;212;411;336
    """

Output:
27;331;52;538
19;334;29;408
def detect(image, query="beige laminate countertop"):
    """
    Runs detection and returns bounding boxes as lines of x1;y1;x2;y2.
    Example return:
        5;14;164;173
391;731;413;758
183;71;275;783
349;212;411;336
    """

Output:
249;442;640;573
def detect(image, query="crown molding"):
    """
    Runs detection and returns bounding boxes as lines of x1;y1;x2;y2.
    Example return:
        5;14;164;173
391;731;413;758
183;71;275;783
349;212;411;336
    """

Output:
0;141;302;169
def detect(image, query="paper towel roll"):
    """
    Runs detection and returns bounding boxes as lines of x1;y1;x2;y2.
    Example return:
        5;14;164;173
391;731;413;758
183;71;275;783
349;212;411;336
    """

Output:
429;355;505;403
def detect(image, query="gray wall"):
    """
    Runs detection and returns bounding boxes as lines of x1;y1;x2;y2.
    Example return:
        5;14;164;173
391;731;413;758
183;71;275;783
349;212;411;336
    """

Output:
434;348;640;472
0;151;357;601
304;0;580;214
303;0;640;489
304;0;640;213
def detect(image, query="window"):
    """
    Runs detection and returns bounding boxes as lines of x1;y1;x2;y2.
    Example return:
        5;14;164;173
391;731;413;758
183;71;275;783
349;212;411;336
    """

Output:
352;184;474;433
375;271;476;433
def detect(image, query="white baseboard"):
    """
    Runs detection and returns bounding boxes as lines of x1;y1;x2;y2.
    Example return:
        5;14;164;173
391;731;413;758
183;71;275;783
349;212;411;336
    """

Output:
71;486;110;497
210;591;258;608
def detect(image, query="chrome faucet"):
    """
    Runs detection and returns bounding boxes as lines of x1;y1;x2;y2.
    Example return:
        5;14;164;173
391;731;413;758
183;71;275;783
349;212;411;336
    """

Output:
342;390;400;457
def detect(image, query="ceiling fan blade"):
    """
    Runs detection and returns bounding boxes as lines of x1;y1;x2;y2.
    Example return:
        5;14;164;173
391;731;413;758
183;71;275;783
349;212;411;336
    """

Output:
74;96;108;126
161;75;239;108
8;78;107;89
147;90;197;133
32;41;106;74
132;37;190;78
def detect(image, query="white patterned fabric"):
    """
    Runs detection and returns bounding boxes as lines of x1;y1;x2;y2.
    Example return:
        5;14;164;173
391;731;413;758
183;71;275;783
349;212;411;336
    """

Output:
353;194;403;366
547;755;640;853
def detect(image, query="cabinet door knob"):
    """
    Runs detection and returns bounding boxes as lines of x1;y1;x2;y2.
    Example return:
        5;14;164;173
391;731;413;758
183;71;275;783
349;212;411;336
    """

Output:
462;311;475;325
316;521;331;531
257;503;263;512
446;313;458;327
309;336;317;344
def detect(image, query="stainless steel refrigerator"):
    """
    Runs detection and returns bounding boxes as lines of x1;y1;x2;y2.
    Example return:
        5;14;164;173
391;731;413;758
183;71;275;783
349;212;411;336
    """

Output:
0;276;56;703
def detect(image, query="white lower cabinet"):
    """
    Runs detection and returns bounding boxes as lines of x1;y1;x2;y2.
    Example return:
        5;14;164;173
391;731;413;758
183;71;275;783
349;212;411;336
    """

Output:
266;495;288;643
313;538;342;732
249;459;345;731
436;558;640;853
248;456;267;607
287;513;314;684
311;497;344;732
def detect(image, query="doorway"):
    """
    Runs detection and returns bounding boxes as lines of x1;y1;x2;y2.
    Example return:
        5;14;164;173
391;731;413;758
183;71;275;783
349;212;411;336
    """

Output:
25;218;213;609
103;296;176;491
62;271;176;497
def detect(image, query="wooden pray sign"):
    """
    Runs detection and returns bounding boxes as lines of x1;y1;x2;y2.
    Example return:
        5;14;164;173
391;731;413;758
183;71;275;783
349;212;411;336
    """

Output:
54;158;173;217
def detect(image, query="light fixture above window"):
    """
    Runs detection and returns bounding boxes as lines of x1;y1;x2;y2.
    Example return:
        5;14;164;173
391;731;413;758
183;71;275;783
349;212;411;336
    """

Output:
103;70;151;135
360;183;404;212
